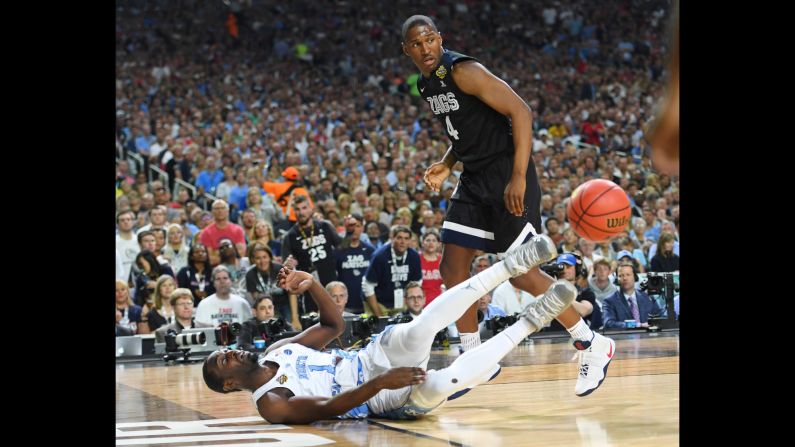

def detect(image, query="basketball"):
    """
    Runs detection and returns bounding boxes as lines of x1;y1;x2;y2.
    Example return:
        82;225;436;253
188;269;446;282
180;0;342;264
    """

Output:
567;179;632;242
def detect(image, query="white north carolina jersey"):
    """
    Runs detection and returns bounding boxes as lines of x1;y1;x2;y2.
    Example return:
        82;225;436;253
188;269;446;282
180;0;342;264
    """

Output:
250;328;413;418
251;343;368;418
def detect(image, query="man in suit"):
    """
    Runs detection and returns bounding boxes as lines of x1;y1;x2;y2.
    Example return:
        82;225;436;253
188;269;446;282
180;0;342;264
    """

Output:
602;264;662;329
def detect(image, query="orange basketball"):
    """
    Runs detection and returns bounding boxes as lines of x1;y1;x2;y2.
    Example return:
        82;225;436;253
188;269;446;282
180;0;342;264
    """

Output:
566;179;631;242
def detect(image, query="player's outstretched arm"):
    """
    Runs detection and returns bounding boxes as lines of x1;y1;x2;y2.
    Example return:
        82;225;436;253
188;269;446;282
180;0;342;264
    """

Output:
269;268;345;351
258;367;426;424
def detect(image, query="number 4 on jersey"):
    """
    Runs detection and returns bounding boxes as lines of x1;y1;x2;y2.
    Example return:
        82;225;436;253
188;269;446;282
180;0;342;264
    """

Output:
445;115;460;140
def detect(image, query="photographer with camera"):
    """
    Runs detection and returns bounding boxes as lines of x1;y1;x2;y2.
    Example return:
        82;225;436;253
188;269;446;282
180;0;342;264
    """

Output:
602;263;662;329
477;291;508;337
236;296;298;351
154;288;213;341
547;254;603;331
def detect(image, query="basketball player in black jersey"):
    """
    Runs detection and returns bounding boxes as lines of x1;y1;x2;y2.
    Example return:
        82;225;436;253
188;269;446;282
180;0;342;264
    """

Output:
402;15;615;396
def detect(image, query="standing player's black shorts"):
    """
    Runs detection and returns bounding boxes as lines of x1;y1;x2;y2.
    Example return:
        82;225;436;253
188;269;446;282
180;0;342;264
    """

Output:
440;151;542;254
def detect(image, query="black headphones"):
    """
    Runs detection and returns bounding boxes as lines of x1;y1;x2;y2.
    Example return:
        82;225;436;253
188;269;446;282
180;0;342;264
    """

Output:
560;252;588;279
614;262;639;285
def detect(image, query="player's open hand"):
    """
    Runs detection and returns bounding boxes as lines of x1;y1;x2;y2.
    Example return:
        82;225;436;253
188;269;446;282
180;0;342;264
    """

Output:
423;162;451;193
376;367;427;390
504;176;526;217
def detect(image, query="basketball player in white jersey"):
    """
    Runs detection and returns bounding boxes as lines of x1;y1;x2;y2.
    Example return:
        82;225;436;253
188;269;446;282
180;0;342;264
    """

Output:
202;234;613;423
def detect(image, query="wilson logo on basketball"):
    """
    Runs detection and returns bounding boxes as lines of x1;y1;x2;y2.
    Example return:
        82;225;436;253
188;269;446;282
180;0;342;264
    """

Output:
606;217;629;228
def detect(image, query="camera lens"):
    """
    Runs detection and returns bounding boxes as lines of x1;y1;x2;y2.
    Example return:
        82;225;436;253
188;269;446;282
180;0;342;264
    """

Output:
175;332;206;347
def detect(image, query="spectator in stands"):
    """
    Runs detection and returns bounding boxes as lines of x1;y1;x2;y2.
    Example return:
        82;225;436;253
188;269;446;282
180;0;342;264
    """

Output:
557;228;579;254
116;279;143;336
333;214;375;314
616;237;647;272
116;210;140;281
281;194;341;313
215;166;237;202
246;186;284;228
472;255;493;275
162;223;189;273
648;220;680;260
239;209;257;243
154;289;213;340
200;200;246;266
177;244;215;307
245;242;299;329
132;250;174;307
194;265;253;326
589;258;618;310
143;274;178;333
365;221;386;249
136;205;168;235
363;225;422;317
217;237;251;298
578;238;603;277
249;219;281;260
263;166;313;223
544;216;565;246
649;232;680;272
325;281;358;317
419;230;443;306
196;155;224;195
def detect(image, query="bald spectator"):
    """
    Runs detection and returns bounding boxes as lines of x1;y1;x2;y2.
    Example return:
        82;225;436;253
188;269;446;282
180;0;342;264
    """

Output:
199;200;247;266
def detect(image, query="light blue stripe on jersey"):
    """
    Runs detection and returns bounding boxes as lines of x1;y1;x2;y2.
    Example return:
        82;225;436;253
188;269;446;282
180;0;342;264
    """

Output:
340;357;369;418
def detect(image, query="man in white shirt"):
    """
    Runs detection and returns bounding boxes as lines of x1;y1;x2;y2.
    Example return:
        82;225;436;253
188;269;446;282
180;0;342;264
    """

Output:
116;210;140;280
195;265;253;326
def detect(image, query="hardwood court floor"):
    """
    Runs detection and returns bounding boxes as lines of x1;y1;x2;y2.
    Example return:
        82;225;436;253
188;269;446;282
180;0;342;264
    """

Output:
116;331;679;446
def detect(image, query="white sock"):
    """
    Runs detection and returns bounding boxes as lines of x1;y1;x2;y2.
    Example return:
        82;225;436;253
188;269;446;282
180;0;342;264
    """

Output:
567;318;594;341
459;332;481;352
411;318;535;408
382;262;512;361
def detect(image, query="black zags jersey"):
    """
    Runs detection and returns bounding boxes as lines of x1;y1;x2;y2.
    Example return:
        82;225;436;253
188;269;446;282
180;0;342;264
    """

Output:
417;50;513;171
281;220;341;285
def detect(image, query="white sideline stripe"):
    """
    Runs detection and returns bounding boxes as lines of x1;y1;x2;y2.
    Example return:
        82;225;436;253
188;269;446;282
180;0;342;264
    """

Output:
116;425;279;437
115;416;265;428
116;432;333;446
498;223;538;259
442;221;495;240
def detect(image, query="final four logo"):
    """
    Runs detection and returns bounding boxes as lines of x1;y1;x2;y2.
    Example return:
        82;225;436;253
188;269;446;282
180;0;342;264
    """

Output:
435;65;447;79
277;375;288;384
